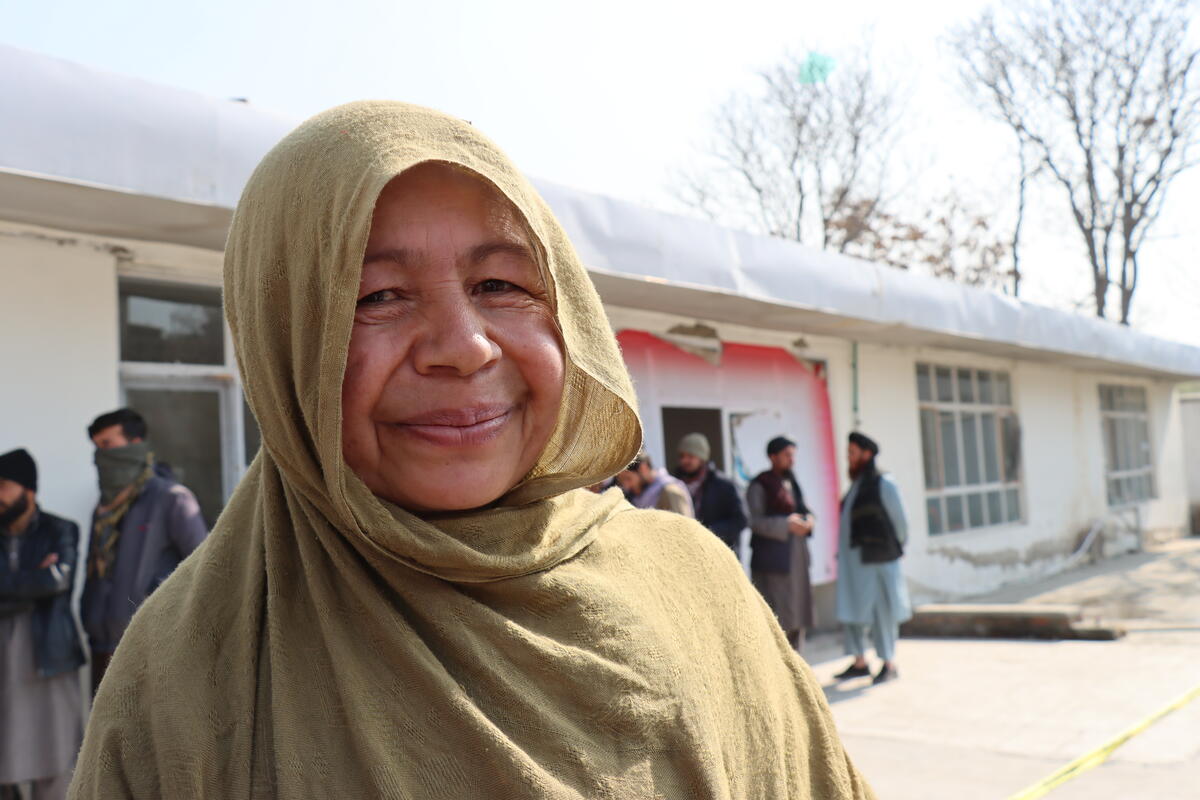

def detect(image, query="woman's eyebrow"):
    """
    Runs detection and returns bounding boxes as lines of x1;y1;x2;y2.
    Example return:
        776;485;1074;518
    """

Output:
469;241;535;264
362;247;410;266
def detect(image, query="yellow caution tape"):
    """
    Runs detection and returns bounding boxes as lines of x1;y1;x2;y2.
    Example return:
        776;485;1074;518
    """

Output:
1007;683;1200;800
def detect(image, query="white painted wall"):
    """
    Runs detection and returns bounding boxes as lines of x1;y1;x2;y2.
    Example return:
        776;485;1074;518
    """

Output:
855;348;1189;601
0;222;120;529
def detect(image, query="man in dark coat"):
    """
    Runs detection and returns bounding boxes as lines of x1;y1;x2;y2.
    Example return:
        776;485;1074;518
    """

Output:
81;408;209;694
747;436;815;653
672;433;747;552
0;448;85;800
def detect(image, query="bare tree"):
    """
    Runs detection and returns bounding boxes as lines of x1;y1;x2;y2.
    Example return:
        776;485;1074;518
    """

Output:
675;47;901;255
835;192;1014;290
951;0;1200;324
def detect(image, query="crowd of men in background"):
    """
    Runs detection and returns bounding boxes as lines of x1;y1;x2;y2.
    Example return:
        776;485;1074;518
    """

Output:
617;429;911;681
1;408;207;800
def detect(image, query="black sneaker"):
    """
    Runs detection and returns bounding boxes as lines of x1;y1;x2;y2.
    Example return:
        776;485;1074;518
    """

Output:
872;664;899;685
834;662;871;679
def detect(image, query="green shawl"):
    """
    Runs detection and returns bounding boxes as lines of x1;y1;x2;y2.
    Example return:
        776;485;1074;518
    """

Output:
69;101;874;799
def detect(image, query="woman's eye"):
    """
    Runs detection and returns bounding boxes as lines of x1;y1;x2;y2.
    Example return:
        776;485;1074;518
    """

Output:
478;279;521;294
358;289;398;305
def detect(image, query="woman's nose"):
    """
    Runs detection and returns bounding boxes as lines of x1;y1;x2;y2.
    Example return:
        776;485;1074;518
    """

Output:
409;290;501;377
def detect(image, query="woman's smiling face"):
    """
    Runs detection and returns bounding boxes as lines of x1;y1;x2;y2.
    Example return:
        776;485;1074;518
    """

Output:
341;163;565;512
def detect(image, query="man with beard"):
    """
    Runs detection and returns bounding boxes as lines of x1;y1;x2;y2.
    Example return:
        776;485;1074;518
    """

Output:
747;436;815;653
834;432;911;685
80;408;208;695
0;449;85;800
673;433;746;552
616;452;694;517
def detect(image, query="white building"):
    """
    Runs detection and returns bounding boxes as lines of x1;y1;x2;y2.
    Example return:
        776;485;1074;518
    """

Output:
3;45;1197;622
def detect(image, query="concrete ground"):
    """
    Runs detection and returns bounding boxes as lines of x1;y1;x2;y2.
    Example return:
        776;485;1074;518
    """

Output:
804;537;1200;799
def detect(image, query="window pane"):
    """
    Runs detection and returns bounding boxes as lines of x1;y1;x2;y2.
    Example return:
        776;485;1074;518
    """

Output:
243;396;261;466
1005;488;1021;522
946;495;966;531
1103;417;1119;472
917;364;932;402
967;492;985;528
1001;414;1021;483
927;497;944;535
1107;477;1120;506
940;412;961;487
920;409;941;489
957;369;975;403
981;412;1000;483
1137;419;1151;468
1130;387;1148;412
120;282;224;365
987;490;1003;525
962;413;982;485
978;370;994;404
995;372;1012;405
1100;385;1115;411
936;367;954;403
125;388;221;527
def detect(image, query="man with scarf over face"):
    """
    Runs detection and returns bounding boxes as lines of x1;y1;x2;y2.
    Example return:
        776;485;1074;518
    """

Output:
80;409;208;694
748;436;816;653
833;432;911;685
0;449;85;800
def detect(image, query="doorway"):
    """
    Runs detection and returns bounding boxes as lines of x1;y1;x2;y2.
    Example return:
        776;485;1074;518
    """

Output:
661;407;725;472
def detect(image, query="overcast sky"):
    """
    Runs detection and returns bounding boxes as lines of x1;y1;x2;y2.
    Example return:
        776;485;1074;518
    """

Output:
5;0;1198;344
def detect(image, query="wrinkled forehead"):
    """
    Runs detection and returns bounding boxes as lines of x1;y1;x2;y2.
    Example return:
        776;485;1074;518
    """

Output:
364;161;555;299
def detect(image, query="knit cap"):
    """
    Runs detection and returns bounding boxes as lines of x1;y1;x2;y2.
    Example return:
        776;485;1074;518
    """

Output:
677;433;711;462
0;448;37;492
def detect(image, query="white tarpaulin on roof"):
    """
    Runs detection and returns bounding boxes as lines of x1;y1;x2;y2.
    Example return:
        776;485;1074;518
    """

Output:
2;43;1199;380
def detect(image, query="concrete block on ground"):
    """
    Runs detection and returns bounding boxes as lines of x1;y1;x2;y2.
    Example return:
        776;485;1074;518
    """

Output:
901;603;1124;640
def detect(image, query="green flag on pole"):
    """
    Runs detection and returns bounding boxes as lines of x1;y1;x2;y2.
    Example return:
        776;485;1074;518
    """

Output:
798;52;836;84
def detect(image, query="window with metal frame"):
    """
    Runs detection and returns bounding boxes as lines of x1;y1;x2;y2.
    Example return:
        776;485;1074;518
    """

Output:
1099;385;1155;506
916;363;1023;535
117;278;260;526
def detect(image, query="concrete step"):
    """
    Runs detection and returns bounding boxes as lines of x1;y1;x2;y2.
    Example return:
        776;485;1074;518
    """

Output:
900;603;1125;641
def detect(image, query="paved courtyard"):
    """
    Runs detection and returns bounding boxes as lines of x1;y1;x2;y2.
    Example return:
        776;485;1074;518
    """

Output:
804;538;1200;799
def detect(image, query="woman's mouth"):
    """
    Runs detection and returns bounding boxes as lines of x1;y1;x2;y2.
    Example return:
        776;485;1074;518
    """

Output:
389;404;514;447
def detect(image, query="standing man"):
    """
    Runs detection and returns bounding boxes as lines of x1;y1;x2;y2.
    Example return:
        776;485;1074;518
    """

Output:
673;433;746;552
81;408;208;694
834;432;911;685
747;436;815;653
616;452;695;517
0;449;85;800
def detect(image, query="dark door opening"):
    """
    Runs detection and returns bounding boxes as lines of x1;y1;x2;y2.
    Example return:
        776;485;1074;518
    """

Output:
661;407;725;473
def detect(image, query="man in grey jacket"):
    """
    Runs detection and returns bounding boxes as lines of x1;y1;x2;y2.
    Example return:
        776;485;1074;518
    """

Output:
81;408;208;694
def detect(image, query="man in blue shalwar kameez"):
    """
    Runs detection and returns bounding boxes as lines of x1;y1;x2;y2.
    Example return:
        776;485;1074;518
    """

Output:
834;432;911;685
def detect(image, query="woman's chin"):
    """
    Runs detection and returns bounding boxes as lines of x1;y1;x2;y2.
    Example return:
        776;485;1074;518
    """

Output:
375;471;519;513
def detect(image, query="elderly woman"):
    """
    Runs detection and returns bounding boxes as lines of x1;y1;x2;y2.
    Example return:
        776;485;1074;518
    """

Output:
69;103;873;799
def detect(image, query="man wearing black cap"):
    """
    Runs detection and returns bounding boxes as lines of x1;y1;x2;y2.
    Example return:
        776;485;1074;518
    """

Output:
0;449;85;800
747;436;816;653
834;432;911;685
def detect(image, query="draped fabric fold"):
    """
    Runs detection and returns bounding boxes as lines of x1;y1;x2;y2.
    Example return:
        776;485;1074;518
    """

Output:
70;102;874;800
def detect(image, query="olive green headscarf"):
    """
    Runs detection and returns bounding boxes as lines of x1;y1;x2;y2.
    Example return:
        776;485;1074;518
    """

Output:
70;102;873;799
